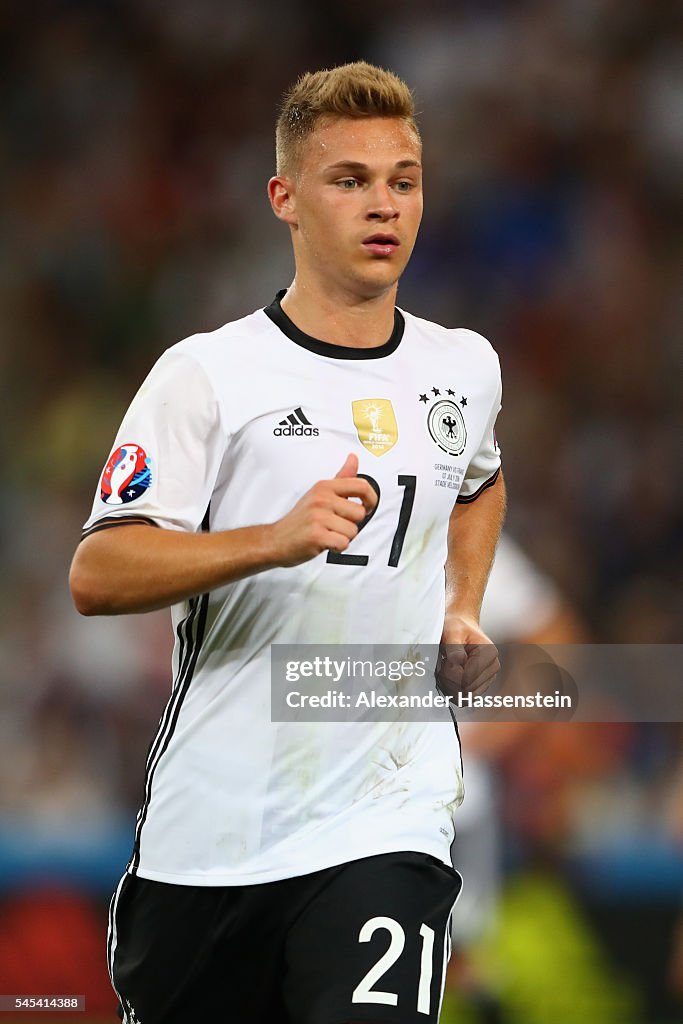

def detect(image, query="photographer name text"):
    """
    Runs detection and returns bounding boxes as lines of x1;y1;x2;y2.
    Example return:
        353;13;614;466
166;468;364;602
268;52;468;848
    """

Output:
285;689;573;710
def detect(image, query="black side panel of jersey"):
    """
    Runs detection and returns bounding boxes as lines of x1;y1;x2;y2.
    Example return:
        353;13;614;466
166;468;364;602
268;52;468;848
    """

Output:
129;506;211;874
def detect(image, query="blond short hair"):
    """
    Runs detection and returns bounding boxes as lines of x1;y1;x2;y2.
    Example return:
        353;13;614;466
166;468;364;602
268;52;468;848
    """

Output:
276;61;420;176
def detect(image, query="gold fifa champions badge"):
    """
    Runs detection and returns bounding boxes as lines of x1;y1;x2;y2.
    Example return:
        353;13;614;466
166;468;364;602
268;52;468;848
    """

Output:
351;399;398;456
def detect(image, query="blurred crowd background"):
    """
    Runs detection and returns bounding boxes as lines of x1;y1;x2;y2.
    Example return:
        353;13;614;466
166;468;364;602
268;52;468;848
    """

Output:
0;0;681;1021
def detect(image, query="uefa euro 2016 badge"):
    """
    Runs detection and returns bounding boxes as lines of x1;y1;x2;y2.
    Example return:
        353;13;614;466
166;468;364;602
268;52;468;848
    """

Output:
100;443;152;504
418;387;468;456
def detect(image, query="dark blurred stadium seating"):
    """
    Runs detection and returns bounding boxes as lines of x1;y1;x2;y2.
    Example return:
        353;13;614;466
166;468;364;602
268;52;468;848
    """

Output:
0;2;681;1021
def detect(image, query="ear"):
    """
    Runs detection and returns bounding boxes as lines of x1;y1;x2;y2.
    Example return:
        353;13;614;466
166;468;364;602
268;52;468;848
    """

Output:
268;175;298;226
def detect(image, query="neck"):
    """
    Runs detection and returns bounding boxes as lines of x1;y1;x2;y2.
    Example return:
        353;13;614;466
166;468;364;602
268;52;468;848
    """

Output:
280;275;398;348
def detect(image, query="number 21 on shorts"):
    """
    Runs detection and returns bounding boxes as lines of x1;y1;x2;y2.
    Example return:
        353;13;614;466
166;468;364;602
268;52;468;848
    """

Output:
352;915;445;1015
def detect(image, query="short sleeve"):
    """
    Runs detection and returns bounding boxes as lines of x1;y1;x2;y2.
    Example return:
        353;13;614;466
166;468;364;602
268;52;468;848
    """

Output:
82;349;224;539
456;360;502;504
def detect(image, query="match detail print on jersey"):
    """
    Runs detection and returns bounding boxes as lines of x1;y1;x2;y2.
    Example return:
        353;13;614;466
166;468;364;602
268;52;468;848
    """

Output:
100;444;152;505
352;399;398;456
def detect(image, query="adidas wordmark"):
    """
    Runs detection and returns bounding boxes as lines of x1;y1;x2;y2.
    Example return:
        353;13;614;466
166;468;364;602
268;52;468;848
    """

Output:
273;407;320;437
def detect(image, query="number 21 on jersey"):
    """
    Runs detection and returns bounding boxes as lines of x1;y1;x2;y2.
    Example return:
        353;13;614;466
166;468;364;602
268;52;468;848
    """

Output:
327;474;416;568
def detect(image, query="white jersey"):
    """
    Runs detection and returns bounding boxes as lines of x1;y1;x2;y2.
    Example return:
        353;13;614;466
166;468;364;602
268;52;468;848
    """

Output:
83;291;502;885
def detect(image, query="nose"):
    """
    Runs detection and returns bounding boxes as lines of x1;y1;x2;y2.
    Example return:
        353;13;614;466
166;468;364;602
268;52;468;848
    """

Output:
366;183;399;222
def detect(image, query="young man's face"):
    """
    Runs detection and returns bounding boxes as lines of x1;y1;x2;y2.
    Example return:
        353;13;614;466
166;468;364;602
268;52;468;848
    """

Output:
280;116;423;300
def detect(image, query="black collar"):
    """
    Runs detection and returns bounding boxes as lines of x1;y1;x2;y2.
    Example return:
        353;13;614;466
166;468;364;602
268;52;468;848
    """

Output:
263;290;405;360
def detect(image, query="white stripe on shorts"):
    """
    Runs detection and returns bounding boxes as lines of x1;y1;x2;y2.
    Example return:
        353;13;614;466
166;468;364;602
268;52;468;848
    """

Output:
107;872;129;1012
437;870;463;1020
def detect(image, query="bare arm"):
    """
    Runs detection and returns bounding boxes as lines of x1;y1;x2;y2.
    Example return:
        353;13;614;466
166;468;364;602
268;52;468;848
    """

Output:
444;470;507;629
439;470;507;694
70;523;280;615
70;454;376;616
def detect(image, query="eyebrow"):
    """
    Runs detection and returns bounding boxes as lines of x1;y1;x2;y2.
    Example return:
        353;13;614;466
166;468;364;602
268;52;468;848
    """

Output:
324;159;422;172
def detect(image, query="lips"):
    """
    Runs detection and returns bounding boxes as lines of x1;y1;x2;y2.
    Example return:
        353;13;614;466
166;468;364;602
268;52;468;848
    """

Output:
362;233;400;256
363;233;399;246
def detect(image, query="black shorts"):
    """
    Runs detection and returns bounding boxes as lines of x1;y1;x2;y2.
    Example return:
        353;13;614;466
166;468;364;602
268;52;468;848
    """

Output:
108;851;462;1024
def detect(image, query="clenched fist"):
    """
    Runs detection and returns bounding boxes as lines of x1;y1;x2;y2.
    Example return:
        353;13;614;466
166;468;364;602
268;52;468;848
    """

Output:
437;614;500;697
270;454;378;567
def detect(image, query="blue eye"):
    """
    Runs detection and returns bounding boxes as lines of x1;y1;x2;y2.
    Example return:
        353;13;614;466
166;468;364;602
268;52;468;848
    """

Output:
339;178;358;189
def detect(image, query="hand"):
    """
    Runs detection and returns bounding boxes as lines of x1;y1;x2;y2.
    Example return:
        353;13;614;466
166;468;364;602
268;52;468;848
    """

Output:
437;614;500;697
270;454;377;567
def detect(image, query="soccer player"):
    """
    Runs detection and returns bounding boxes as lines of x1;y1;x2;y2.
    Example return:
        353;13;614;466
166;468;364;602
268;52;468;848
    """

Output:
70;62;505;1024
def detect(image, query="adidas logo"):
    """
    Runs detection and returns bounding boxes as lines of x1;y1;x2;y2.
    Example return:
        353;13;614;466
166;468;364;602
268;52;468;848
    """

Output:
273;407;320;437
